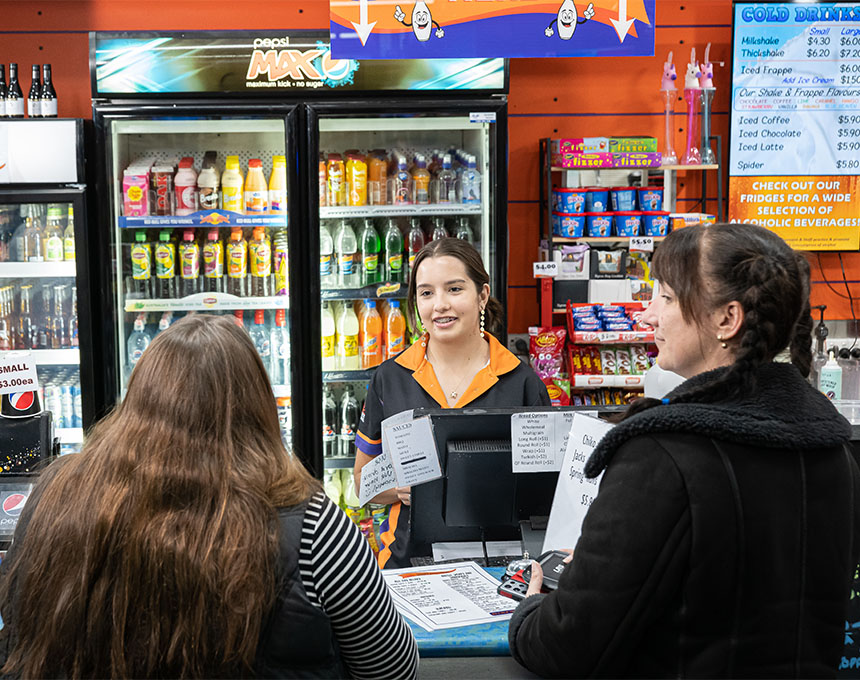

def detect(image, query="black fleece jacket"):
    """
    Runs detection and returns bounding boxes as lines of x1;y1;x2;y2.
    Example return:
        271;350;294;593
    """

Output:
509;362;860;678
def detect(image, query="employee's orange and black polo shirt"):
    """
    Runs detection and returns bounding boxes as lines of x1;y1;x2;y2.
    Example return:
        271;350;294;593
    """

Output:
356;332;551;569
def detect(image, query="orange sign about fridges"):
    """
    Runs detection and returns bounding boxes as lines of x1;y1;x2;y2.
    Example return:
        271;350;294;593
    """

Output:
729;175;860;251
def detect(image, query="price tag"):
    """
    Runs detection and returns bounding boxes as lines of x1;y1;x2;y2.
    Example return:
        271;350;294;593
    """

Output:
629;236;654;253
0;353;39;396
533;261;559;278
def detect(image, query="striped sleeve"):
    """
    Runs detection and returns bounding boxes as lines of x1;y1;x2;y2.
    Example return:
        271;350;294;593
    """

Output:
299;491;418;680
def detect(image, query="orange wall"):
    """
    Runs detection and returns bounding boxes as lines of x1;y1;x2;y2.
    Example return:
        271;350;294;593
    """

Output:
2;0;856;330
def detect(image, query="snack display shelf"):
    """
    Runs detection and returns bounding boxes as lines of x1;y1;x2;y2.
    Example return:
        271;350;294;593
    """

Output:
321;282;405;301
572;374;645;388
320;204;481;219
14;349;81;365
56;427;84;444
272;384;291;398
124;294;289;313
569;331;654;344
323;368;377;383
0;262;77;278
118;211;287;230
324;456;356;470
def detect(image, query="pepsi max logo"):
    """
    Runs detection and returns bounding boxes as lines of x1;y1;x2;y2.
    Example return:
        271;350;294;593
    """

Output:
8;392;34;411
2;493;27;517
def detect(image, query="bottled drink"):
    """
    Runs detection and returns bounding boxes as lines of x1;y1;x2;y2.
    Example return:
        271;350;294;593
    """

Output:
336;303;360;370
339;386;360;457
157;311;173;334
269;155;287;215
361;299;383;369
244;159;268;214
0;287;12;350
68;287;78;348
436;154;457;203
130;230;152;298
63;205;75;260
6;64;24;118
248;226;272;297
232;310;244;328
16;285;35;350
23;216;44;262
318;154;327;207
323;387;339;458
37;285;52;349
272;228;289;296
40;64;57;118
454;216;474;243
358;218;381;287
430;217;448;242
321;302;336;372
226;227;248;297
154;230;177;299
335;219;358;288
346;152;368;207
127;315;151;368
269;308;289;385
326;153;346;207
368;150;387;205
412;154;431;204
320;223;335;288
174;157;198;216
221;156;244;213
178;229;201;297
383;219;404;284
385;300;406;359
27;65;40;118
391;156;411;205
0;64;7;118
249;310;271;365
406;218;425;279
461;154;482;204
151;164;175;216
51;285;67;348
43;205;64;262
202;229;224;293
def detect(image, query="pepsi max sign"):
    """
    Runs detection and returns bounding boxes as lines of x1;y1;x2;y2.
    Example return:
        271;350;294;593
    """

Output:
0;484;33;538
2;493;26;518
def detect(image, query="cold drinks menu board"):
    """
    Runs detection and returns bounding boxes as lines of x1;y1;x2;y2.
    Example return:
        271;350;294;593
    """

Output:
728;2;860;250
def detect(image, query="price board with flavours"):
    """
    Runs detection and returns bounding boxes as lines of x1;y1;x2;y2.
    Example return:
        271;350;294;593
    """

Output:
728;2;860;250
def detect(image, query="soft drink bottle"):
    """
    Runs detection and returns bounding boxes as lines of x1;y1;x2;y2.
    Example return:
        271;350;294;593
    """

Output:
430;217;448;242
454;217;474;243
178;229;201;297
358;218;381;287
385;300;406;359
320;223;335;288
157;311;173;335
269;308;289;385
318;154;327;208
335;219;358;288
202;229;224;293
327;153;346;207
323;388;339;458
406;218;425;279
249;310;271;367
361;299;383;369
129;230;152;298
336;302;360;370
68;288;78;348
436;153;457;203
412;154;431;204
154;230;177;299
272;228;289;296
339;385;360;457
382;219;404;284
249;226;272;297
43;205;64;262
63;205;75;261
226;227;248;297
321;302;337;372
127;314;151;368
232;310;244;328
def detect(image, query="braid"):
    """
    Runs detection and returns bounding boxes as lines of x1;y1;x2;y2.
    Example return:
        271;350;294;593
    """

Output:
790;255;813;378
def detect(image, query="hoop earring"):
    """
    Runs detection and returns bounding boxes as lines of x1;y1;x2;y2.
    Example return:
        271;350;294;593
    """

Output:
480;307;485;339
717;334;728;349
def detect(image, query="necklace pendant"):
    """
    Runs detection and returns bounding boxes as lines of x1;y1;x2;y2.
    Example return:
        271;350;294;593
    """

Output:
450;391;458;399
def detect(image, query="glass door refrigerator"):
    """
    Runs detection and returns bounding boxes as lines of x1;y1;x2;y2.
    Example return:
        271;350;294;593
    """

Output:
0;119;96;453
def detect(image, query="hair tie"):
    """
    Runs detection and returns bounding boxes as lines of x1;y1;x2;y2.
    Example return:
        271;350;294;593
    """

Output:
661;397;671;405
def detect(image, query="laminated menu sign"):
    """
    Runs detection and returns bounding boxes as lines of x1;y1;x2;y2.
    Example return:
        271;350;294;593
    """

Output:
728;2;860;250
381;412;442;487
511;411;575;473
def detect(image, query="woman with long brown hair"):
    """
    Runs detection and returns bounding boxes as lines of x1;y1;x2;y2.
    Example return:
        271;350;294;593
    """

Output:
0;314;417;679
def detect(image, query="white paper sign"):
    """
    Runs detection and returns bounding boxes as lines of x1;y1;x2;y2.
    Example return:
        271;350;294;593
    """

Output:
511;411;574;473
381;409;414;459
629;236;654;252
384;415;442;487
542;413;613;553
533;260;559;278
359;451;397;506
0;352;39;396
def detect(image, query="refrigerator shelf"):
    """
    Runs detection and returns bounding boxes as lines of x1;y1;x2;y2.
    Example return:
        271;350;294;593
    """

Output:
124;293;290;313
323;369;377;383
272;384;291;398
0;262;77;278
118;211;287;230
56;427;84;444
324;456;355;470
18;349;80;365
322;282;405;300
320;204;481;219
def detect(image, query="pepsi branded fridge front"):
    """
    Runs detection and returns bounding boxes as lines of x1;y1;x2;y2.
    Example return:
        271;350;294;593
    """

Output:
89;31;508;480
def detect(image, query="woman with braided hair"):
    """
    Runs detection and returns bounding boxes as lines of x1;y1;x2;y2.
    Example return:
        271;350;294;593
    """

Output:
509;223;860;678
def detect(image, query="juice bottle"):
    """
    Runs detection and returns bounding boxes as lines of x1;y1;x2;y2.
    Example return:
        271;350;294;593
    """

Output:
249;226;272;297
346;152;368;207
336;303;359;371
244;159;268;215
226;227;248;297
321;302;336;371
356;299;367;359
178;229;201;297
406;218;425;279
272;228;289;296
385;300;406;359
361;299;382;369
268;155;288;215
383;219;404;284
129;230;152;298
154;230;177;299
412;154;431;204
368;150;387;206
221;156;244;213
358;218;380;287
202;228;224;293
174;157;198;216
318;154;327;207
326;153;346;207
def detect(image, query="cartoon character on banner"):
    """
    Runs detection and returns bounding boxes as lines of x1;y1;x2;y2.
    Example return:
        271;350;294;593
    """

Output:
394;2;444;41
546;1;595;40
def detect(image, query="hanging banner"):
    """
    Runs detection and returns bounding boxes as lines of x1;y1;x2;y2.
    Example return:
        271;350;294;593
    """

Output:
329;0;655;59
728;2;860;250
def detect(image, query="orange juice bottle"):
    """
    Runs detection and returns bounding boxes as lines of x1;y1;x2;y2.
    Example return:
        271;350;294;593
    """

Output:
326;153;346;207
361;299;383;369
346;153;368;206
385;300;406;359
368;150;388;205
319;155;327;207
244;159;268;214
412;154;431;204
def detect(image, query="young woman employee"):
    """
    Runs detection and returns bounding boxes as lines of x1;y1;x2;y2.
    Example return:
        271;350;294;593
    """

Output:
354;238;550;569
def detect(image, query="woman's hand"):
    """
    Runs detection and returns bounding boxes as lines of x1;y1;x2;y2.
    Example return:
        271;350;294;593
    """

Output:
396;486;412;506
525;549;574;598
